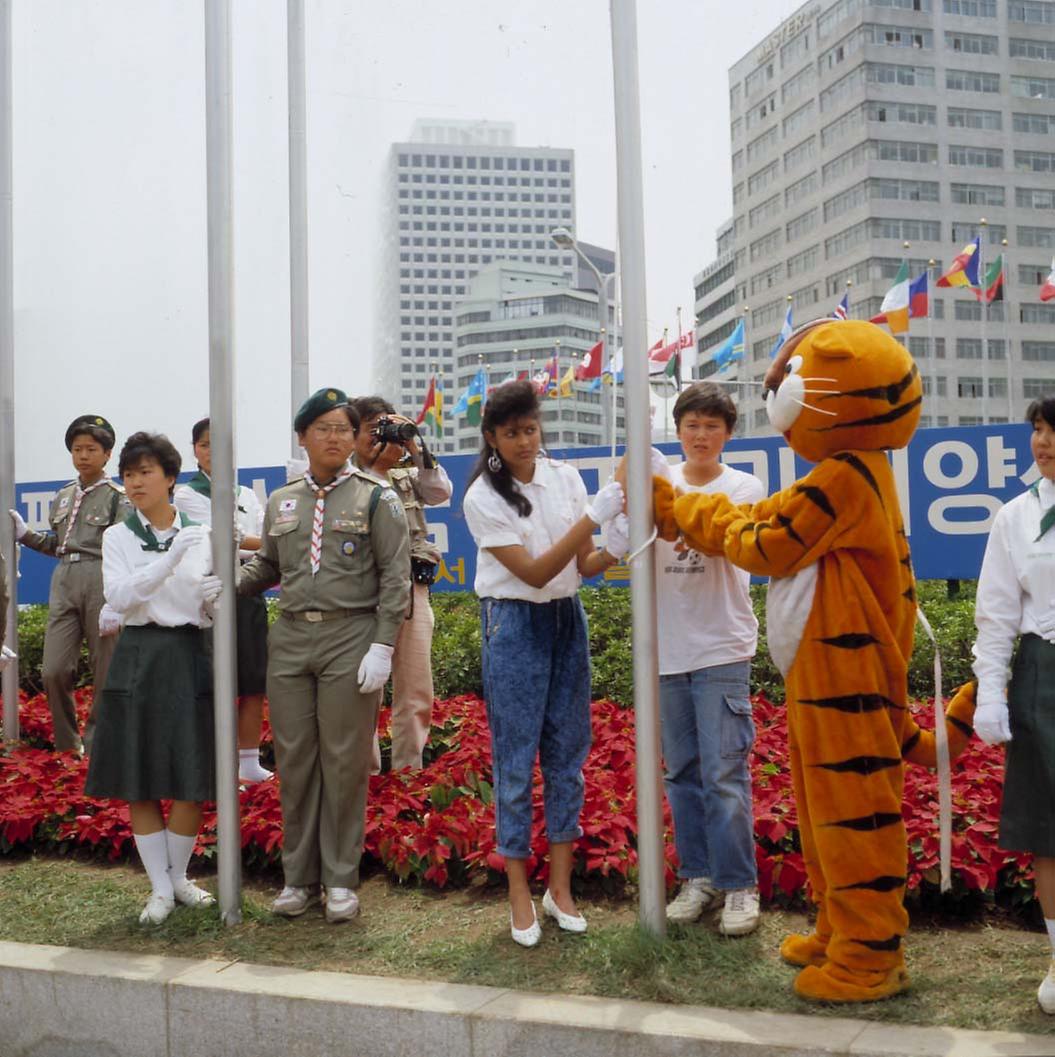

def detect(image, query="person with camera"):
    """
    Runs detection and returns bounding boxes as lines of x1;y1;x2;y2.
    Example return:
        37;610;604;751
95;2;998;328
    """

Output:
352;396;452;772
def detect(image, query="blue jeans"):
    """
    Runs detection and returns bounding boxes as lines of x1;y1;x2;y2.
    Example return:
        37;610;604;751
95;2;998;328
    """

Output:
659;660;757;890
481;596;592;859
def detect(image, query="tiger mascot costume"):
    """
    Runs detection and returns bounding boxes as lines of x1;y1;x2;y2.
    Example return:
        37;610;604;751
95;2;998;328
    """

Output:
654;318;976;1003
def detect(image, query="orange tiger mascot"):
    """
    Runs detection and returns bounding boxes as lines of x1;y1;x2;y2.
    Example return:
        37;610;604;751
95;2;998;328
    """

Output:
654;319;976;1002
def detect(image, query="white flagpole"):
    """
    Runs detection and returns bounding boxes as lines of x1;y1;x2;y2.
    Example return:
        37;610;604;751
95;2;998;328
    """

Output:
288;0;309;455
610;0;664;938
1001;239;1013;422
979;221;988;424
204;0;242;926
926;261;936;425
554;339;562;455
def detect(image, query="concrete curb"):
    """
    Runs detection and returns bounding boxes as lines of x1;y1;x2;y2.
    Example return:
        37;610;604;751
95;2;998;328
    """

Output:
1;939;1053;1057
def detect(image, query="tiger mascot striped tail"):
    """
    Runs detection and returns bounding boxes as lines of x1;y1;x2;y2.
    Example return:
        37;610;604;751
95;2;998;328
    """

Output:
654;319;976;1003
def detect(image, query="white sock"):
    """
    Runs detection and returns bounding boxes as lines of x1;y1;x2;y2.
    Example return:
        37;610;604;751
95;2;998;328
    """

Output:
134;831;174;900
239;748;273;782
165;829;197;888
1045;919;1055;956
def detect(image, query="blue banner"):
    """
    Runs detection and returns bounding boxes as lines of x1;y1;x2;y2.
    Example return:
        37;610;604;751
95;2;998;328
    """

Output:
11;423;1036;604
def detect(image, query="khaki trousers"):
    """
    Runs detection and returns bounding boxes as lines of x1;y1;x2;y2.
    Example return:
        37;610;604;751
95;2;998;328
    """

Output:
267;613;378;888
43;560;115;751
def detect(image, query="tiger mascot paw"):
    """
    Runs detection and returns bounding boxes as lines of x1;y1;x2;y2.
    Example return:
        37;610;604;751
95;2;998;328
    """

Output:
794;961;910;1004
780;931;829;969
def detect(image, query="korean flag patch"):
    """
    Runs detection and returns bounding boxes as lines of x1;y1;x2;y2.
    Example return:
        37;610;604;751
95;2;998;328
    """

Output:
279;498;297;513
58;496;70;509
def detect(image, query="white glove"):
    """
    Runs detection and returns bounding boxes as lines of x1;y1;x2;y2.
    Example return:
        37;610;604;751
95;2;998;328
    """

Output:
974;700;1011;746
605;513;630;561
650;447;673;482
98;604;122;637
8;509;27;541
167;524;209;563
357;642;394;694
0;645;16;671
201;573;223;604
586;480;625;525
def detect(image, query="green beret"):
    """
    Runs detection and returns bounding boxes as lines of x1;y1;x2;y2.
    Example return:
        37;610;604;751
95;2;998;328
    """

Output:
293;387;349;434
65;414;116;451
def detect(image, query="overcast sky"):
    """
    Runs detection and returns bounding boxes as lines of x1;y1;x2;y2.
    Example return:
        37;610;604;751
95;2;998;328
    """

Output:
12;0;795;481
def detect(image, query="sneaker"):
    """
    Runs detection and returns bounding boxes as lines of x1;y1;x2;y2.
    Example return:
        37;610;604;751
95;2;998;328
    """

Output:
666;877;721;924
719;887;761;937
323;886;359;924
138;891;175;926
271;885;318;917
1039;957;1055;1014
172;877;216;908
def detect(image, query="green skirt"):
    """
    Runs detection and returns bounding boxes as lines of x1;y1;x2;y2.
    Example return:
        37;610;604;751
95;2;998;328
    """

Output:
1000;633;1055;856
85;624;216;802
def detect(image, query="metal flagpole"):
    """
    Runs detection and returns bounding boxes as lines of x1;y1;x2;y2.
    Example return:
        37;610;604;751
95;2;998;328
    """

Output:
554;339;562;456
0;0;17;743
740;306;750;437
288;0;310;456
204;0;242;926
610;0;664;938
979;219;988;424
661;327;669;442
926;260;937;424
1001;239;1013;422
611;248;621;464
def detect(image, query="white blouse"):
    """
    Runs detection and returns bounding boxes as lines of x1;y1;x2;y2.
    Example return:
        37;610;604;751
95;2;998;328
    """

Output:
463;458;587;603
973;478;1055;710
173;479;263;562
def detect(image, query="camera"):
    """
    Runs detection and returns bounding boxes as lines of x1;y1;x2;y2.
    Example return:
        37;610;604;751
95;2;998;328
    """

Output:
372;416;418;446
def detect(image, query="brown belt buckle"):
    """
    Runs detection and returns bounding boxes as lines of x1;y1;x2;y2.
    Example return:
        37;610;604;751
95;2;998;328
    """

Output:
304;611;323;623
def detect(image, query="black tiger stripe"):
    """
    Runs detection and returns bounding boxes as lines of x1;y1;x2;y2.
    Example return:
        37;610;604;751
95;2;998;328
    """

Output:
903;586;916;603
899;554;912;569
810;395;922;434
776;513;805;547
949;716;973;739
824;812;903;832
852;934;903;952
819;366;918;406
796;484;836;519
901;730;921;756
813;755;902;776
816;633;882;649
835;875;906;893
739;522;769;562
800;693;901;713
833;451;883;503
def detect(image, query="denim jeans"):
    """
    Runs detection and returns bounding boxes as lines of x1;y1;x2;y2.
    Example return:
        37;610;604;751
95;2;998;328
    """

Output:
480;596;592;859
659;659;757;890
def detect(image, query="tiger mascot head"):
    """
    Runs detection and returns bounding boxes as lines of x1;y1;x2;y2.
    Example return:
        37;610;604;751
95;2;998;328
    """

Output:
763;319;922;464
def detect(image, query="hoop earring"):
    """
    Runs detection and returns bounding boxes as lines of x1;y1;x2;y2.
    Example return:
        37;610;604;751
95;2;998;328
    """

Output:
487;447;502;473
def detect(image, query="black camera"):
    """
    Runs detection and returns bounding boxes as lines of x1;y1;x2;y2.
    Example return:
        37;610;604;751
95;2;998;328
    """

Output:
372;416;418;446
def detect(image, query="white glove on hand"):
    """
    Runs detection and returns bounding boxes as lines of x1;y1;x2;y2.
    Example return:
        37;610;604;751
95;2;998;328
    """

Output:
0;645;16;671
167;524;208;563
98;604;122;637
586;480;625;525
974;701;1012;746
357;643;394;694
201;573;223;604
605;513;630;561
8;509;28;541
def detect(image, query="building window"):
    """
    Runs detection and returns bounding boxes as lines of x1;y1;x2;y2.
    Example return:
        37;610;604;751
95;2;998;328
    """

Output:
1010;37;1055;60
946;69;1000;93
1009;0;1055;23
958;376;983;398
947;107;1002;131
1016;149;1055;172
950;182;1005;206
944;0;996;15
1024;377;1055;396
1012;75;1055;100
1019;226;1055;248
949;144;1003;168
945;31;998;54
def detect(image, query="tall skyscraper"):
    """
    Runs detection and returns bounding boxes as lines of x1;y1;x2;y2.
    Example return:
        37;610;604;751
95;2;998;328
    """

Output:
694;0;1055;434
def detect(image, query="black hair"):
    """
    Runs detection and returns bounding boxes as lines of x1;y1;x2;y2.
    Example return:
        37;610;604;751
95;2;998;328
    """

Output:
466;380;541;518
118;432;182;497
672;381;737;432
68;426;114;452
1027;397;1055;432
191;417;210;445
350;395;396;422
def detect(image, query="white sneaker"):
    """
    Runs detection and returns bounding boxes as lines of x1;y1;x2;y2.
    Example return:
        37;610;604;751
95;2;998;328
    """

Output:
510;902;542;948
172;877;216;908
719;887;761;936
1038;957;1055;1014
138;891;175;926
666;877;721;923
323;886;359;924
271;885;318;917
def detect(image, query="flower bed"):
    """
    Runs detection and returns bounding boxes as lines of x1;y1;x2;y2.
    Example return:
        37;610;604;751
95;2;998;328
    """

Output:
0;688;1033;905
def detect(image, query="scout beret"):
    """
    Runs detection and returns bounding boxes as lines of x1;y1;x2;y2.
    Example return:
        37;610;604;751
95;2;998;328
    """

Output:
293;387;350;434
65;414;116;451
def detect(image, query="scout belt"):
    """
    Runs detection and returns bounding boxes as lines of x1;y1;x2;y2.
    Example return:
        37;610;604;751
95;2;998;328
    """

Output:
281;607;375;623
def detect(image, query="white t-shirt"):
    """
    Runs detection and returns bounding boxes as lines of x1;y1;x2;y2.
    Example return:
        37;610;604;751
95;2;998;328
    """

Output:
463;457;587;603
655;463;765;675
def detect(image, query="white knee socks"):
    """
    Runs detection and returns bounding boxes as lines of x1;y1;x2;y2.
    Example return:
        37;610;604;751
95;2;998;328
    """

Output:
165;830;197;888
133;831;174;899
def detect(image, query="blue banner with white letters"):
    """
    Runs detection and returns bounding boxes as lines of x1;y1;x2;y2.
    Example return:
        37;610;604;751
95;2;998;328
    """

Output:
10;423;1036;604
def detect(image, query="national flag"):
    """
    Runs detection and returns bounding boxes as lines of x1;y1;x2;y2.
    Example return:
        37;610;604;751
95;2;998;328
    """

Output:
559;364;576;398
488;370;528;397
870;261;911;334
576;340;604;380
709;319;745;371
648;332;693;373
451;367;487;426
937;237;981;290
832;292;849;320
977;254;1004;304
1041;258;1055;303
769;305;793;359
908;271;928;319
415;375;443;435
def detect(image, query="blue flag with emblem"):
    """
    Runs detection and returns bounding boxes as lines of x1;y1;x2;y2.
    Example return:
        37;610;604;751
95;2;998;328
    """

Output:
769;306;793;359
710;319;745;372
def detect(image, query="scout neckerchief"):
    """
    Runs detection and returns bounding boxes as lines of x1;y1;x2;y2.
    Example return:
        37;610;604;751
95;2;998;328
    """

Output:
187;470;245;512
1029;480;1055;541
58;478;108;555
304;466;352;576
123;511;196;552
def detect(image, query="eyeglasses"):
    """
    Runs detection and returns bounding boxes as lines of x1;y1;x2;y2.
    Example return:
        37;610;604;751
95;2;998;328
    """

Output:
310;424;354;438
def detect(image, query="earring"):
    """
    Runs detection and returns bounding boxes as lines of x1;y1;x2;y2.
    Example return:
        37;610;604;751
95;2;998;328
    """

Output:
488;447;502;473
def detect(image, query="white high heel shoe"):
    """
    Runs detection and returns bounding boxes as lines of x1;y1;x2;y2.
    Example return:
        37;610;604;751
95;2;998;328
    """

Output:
542;889;587;933
510;901;542;947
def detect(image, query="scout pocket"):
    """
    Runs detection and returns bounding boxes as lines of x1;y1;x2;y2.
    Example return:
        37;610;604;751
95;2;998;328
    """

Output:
332;517;370;561
268;515;300;562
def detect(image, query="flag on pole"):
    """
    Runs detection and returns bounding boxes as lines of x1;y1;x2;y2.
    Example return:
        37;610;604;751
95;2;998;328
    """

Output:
937;237;981;290
559;364;576;398
415;375;443;434
908;271;929;319
870;261;911;334
648;332;692;373
769;305;793;358
708;319;745;372
451;367;487;426
576;340;604;380
1041;258;1055;303
977;254;1004;304
832;292;849;320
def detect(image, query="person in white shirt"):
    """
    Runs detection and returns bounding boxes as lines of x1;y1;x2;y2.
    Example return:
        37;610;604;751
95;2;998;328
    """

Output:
462;381;627;948
655;382;765;937
173;418;271;784
973;396;1055;1014
84;432;222;926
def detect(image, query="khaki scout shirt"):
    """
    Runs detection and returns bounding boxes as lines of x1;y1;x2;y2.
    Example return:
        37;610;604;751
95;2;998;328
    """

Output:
0;550;7;647
387;465;442;566
237;467;410;645
21;478;131;560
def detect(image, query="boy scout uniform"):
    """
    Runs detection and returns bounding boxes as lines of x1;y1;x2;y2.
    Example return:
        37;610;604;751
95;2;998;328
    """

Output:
238;440;410;890
21;419;130;750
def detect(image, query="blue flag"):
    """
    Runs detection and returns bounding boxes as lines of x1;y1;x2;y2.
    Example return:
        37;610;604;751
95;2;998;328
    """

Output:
769;306;793;359
451;367;488;423
711;319;745;372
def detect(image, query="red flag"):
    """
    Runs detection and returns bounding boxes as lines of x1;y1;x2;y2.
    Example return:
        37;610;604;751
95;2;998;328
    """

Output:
576;340;604;380
648;332;693;370
1041;259;1055;303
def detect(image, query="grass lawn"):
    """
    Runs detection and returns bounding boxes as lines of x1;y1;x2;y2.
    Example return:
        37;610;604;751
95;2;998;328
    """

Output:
1;853;1052;1036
